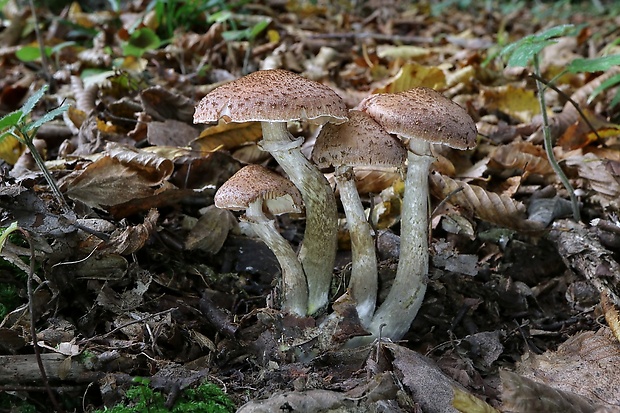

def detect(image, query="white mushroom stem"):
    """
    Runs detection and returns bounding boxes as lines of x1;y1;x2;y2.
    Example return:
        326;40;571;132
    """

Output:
368;139;433;340
245;199;308;316
260;122;338;315
334;166;377;327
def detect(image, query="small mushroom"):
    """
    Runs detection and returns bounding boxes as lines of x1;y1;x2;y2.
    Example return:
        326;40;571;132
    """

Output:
195;69;348;314
357;87;477;340
215;164;308;316
312;110;406;326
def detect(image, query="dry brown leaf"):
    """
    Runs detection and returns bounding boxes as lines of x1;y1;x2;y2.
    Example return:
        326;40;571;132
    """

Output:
565;152;620;209
146;119;199;147
63;144;174;209
191;120;263;154
501;370;599;413
429;172;543;231
556;108;620;150
489;140;554;177
105;209;159;256
516;327;620;406
601;291;620;344
386;342;467;413
140;85;195;123
185;205;238;254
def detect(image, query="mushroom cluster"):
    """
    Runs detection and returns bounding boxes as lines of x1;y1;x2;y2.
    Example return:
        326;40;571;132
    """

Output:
195;70;477;343
194;69;347;315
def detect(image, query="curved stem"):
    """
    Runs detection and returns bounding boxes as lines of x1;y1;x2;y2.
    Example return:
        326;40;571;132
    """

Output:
12;129;70;213
368;140;432;341
246;200;308;316
260;122;338;315
533;55;580;222
335;167;377;327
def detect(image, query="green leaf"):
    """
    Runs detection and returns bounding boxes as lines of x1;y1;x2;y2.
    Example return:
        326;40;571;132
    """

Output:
208;10;233;24
15;45;52;62
20;85;48;121
506;40;555;67
0;111;23;131
50;41;76;55
221;29;249;41
567;54;620;73
122;27;160;57
23;104;70;132
499;24;576;67
248;19;270;40
588;73;620;104
0;222;19;253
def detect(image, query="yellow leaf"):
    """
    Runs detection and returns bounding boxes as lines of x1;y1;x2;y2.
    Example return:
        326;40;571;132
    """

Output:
0;134;24;165
376;45;430;60
452;387;500;413
481;85;540;123
373;62;446;93
191;121;263;154
267;29;280;43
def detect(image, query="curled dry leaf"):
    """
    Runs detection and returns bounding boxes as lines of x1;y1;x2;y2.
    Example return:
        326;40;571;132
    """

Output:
565;152;620;209
601;292;620;344
105;209;159;256
191;120;263;154
489;140;554;177
185;205;238;254
63;143;174;209
70;75;98;114
140;85;195;123
429;172;543;231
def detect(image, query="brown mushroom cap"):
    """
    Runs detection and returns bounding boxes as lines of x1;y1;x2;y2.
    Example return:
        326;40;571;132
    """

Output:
312;110;406;169
357;87;477;150
194;69;348;126
215;164;303;215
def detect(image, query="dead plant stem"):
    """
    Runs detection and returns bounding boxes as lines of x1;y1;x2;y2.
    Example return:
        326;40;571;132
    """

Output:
19;228;65;413
533;55;581;222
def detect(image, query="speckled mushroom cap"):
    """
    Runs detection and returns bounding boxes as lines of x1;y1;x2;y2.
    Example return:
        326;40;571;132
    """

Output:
215;164;303;215
357;87;477;150
194;69;348;126
312;110;406;169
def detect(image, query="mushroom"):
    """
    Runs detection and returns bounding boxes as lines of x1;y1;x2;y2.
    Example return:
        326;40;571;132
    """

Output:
214;164;308;316
312;110;406;326
357;87;477;340
194;69;348;315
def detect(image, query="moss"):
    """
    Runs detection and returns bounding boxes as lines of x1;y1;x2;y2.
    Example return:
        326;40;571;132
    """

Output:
94;377;236;413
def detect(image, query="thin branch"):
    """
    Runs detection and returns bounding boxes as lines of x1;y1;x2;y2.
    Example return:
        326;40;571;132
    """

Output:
28;0;55;90
78;307;178;344
19;228;65;413
528;71;602;142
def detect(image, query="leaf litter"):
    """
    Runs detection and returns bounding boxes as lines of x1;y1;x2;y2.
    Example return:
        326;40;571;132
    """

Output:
1;1;620;412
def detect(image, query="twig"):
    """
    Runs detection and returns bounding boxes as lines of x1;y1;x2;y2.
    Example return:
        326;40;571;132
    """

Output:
78;307;178;344
28;0;55;91
528;71;602;142
533;55;581;222
306;32;434;44
18;228;65;413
